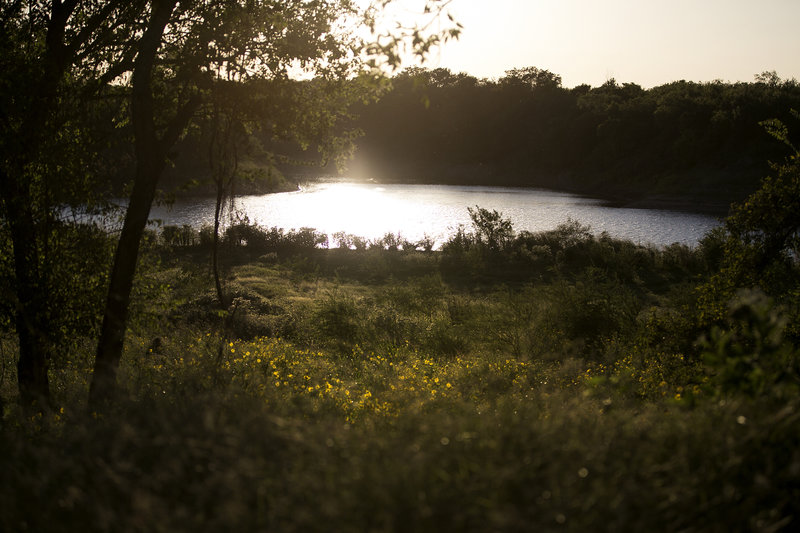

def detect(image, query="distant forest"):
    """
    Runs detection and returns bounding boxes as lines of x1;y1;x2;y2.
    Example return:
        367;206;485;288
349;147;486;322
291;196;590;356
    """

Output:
116;67;800;213
349;67;800;213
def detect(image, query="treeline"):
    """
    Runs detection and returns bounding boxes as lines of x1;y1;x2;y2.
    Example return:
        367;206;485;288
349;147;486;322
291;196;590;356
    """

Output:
93;78;356;198
352;67;800;212
95;67;800;211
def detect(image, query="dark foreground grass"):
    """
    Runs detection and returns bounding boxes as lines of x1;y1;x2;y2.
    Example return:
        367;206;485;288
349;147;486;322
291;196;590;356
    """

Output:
2;330;799;532
1;223;798;532
2;355;798;532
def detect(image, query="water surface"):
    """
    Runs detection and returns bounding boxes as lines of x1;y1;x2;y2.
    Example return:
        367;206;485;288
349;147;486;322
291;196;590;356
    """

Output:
147;180;720;248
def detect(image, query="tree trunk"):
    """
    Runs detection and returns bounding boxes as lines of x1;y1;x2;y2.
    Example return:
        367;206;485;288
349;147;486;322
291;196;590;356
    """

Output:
88;0;202;410
210;106;238;311
88;1;175;410
0;2;76;409
212;187;228;310
2;176;51;408
16;311;52;409
88;153;163;408
13;260;51;409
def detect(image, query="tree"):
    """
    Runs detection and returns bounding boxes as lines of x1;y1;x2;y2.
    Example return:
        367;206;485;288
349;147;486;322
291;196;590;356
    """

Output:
206;81;244;311
697;120;800;397
501;66;562;91
200;76;369;311
0;0;137;409
697;116;800;337
467;206;514;252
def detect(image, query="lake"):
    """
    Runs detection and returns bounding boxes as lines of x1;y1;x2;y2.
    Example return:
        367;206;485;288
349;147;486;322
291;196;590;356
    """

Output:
146;179;721;248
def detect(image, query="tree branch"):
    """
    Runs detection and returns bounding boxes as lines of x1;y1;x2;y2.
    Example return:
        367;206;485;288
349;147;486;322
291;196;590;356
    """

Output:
67;0;133;60
0;0;25;26
161;92;203;150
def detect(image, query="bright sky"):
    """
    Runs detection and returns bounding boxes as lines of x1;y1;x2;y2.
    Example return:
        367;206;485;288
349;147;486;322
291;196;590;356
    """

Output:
397;0;800;88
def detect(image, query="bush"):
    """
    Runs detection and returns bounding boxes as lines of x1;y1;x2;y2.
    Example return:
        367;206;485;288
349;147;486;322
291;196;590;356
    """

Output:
467;205;514;252
314;288;364;351
700;289;799;400
223;222;328;255
161;224;197;247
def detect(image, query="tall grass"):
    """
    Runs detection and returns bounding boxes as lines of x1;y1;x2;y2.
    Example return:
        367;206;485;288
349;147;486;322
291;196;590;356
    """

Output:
1;218;798;531
2;333;798;531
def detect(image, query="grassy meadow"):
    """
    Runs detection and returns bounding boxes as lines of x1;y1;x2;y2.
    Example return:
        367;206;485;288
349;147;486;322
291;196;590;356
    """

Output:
1;215;799;532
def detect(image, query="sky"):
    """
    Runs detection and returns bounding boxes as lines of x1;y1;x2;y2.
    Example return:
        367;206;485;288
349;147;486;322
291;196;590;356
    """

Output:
391;0;800;88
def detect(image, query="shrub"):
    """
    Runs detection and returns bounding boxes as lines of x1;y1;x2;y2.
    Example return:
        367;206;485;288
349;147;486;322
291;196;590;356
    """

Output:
700;289;799;400
314;288;364;351
223;223;328;255
467;205;514;252
161;224;197;247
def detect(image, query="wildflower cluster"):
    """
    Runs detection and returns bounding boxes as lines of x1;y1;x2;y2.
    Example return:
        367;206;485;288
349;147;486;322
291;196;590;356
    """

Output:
127;334;553;423
584;350;704;401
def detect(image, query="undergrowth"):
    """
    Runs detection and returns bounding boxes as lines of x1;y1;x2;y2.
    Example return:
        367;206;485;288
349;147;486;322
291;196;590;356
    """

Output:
1;217;798;532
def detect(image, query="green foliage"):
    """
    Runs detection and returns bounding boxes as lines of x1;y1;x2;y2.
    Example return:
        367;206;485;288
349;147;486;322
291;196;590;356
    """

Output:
314;288;364;350
467;205;515;252
0;219;115;351
701;290;799;399
4;11;800;511
161;225;198;248
547;272;639;354
2;331;799;531
2;0;463;407
439;211;705;293
696;119;800;334
355;68;800;209
223;222;328;255
332;231;369;251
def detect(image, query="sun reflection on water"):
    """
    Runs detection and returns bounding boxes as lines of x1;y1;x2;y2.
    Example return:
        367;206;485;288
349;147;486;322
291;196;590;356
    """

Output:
147;180;719;248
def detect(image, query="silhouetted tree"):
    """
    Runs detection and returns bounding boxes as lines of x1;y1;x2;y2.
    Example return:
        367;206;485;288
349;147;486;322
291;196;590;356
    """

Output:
0;0;138;409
